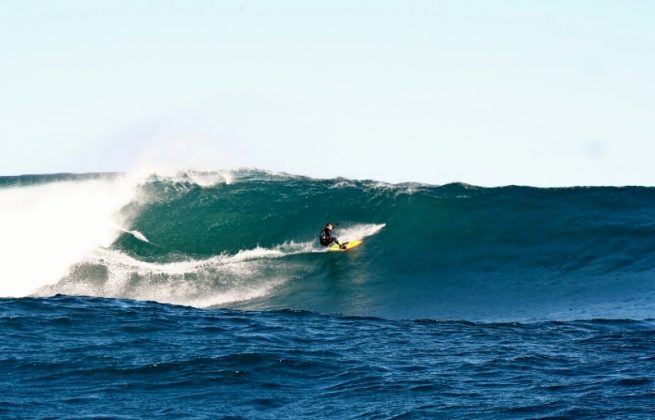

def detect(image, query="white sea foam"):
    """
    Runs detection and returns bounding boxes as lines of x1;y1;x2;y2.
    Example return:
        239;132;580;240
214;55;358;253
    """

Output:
35;240;321;308
34;223;385;308
0;176;141;297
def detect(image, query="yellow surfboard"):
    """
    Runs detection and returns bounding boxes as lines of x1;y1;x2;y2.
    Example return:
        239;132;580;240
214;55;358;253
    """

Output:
327;239;364;252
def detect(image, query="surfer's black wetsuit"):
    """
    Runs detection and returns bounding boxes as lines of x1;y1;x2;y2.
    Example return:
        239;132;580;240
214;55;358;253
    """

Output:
320;228;341;247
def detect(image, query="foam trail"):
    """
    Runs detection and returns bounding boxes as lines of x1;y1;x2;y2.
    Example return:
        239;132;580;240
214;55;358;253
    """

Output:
0;177;139;297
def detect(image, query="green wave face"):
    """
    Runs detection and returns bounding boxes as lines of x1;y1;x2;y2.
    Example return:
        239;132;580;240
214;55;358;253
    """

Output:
5;170;655;321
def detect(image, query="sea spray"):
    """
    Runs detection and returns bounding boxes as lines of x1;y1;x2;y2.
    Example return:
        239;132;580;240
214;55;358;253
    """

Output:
0;175;140;296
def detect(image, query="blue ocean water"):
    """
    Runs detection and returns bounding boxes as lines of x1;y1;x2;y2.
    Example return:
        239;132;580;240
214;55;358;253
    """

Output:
1;170;654;418
2;296;654;418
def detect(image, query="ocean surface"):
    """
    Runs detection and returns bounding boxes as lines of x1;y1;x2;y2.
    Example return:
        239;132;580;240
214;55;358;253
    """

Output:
1;170;654;418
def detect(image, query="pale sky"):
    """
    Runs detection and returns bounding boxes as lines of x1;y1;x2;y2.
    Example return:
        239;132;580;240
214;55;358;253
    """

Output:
1;0;654;186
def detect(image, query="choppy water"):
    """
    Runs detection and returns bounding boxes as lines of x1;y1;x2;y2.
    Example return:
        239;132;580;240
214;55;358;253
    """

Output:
1;170;654;417
2;296;654;418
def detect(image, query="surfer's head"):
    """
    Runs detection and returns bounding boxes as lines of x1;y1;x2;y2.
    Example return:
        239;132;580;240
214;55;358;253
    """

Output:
326;223;333;231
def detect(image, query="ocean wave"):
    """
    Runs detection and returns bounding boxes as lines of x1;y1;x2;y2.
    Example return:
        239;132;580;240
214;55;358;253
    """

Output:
2;169;655;321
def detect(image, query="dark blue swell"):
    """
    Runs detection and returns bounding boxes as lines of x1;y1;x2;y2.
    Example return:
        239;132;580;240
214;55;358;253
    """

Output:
1;296;654;418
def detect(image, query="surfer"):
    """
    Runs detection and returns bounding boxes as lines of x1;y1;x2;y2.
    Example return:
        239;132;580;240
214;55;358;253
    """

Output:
320;223;346;249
